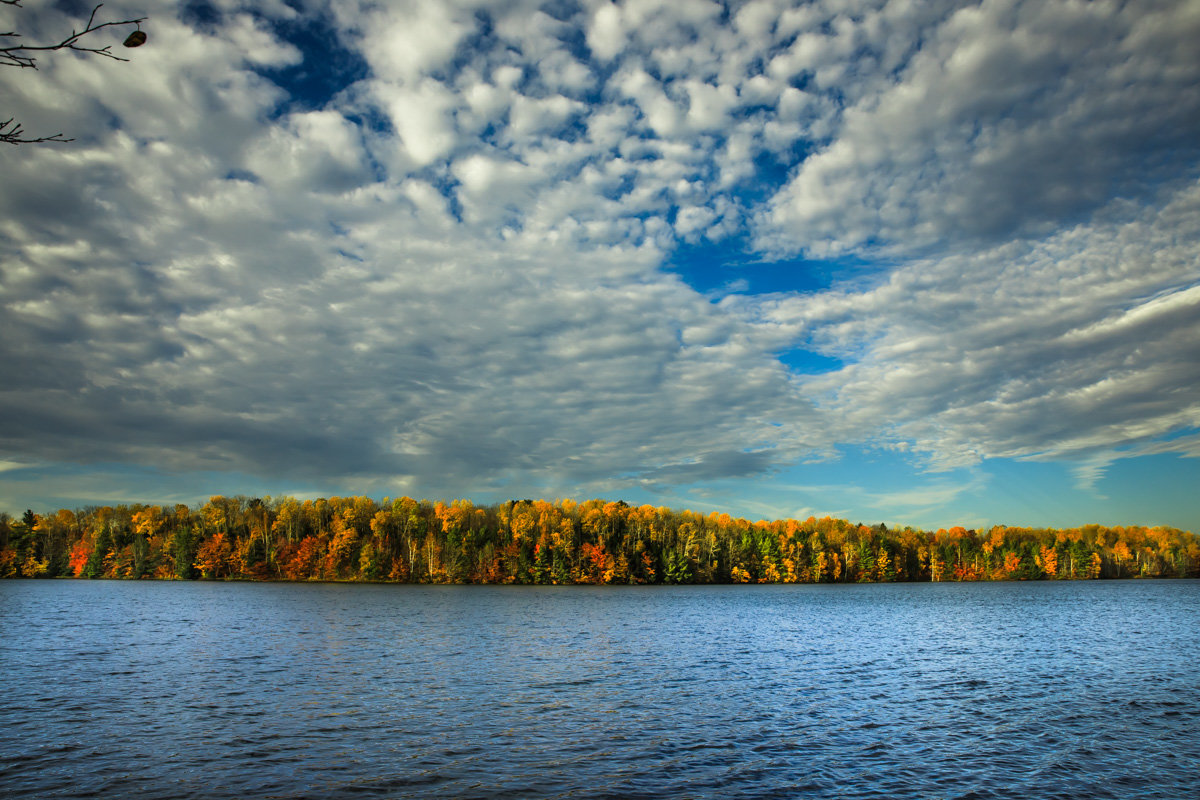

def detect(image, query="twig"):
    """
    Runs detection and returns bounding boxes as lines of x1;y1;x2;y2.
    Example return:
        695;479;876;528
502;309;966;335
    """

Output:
0;117;73;145
1;3;144;144
0;3;147;69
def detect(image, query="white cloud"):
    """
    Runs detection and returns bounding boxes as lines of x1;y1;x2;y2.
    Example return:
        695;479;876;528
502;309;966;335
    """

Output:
759;0;1200;256
507;93;585;138
0;0;1197;520
244;110;368;191
0;0;823;498
373;79;461;167
760;181;1200;477
586;2;626;62
354;1;475;84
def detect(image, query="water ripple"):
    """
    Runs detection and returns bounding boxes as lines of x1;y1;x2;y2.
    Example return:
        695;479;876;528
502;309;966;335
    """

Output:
1;580;1198;798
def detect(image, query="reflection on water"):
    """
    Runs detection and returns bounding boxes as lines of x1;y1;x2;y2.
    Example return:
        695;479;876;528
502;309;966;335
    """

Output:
1;580;1198;798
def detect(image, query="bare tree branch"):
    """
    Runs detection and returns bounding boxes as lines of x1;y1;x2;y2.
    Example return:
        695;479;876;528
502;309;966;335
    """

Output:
0;116;72;145
1;3;147;69
1;3;145;144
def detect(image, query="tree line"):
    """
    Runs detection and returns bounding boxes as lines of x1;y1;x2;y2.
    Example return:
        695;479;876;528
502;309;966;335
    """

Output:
1;496;1197;584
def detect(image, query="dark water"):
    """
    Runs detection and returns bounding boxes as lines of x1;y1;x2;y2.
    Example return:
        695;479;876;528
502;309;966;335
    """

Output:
1;580;1198;799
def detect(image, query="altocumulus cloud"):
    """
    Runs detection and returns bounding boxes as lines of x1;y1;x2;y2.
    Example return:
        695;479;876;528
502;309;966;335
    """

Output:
1;0;1198;526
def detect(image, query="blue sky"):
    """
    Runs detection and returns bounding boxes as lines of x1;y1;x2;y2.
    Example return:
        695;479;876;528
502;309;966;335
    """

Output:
1;0;1198;532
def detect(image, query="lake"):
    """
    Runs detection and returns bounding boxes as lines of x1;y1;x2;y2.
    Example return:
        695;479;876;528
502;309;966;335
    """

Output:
1;579;1197;798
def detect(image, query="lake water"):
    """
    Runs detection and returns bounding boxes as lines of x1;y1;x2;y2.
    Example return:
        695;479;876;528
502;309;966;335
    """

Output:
1;580;1197;799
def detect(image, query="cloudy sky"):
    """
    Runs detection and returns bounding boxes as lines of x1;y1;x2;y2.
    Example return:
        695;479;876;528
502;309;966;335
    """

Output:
2;0;1198;531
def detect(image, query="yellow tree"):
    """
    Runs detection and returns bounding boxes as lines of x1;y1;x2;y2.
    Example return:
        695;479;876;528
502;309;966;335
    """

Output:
875;549;892;582
195;533;233;580
272;497;306;543
1112;540;1132;577
327;515;360;579
828;550;843;581
1037;545;1058;578
809;549;827;583
930;550;946;582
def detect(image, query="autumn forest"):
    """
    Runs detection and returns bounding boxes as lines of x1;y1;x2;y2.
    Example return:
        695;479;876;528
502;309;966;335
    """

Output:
1;496;1198;585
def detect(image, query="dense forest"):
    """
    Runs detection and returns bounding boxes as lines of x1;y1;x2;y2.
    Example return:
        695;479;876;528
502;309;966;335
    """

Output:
1;496;1197;584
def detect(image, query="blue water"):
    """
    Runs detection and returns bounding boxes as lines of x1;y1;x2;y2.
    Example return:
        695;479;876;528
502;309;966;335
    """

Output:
1;580;1197;798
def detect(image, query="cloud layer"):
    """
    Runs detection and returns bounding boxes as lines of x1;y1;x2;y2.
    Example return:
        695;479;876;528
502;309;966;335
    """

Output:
1;0;1197;516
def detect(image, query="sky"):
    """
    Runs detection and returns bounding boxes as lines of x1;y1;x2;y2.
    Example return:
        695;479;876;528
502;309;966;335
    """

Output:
1;0;1198;532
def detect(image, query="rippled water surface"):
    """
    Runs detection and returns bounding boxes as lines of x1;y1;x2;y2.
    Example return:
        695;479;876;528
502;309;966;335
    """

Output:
1;580;1198;798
